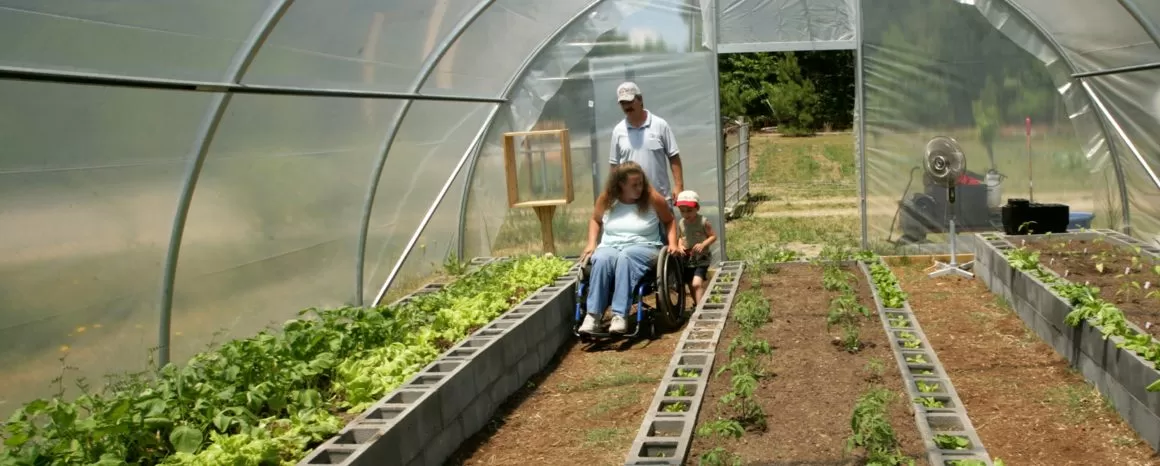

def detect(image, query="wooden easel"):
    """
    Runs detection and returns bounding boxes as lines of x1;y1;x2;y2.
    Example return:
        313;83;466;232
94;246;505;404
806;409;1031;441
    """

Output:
502;128;574;255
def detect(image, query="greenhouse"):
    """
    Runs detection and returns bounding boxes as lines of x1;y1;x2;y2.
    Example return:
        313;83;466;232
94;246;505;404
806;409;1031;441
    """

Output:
2;0;1160;464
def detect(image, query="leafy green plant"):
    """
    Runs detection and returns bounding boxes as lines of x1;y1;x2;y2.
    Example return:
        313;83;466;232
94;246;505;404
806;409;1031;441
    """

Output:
868;261;908;308
947;459;1006;466
934;434;970;450
846;388;913;465
0;255;572;465
1003;246;1160;391
864;358;885;383
839;321;863;353
917;397;944;409
899;331;921;349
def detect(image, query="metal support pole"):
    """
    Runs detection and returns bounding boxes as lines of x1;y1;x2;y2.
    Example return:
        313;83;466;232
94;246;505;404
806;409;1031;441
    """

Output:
709;0;729;261
0;66;505;104
1116;0;1160;49
155;0;295;368
1071;61;1160;79
855;0;868;249
354;0;498;305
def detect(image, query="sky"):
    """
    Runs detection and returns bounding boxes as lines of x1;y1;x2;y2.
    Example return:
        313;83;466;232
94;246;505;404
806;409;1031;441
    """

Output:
618;5;695;52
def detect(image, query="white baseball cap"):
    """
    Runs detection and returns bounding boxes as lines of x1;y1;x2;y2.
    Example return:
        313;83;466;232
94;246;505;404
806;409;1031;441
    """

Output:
675;190;700;208
617;82;642;102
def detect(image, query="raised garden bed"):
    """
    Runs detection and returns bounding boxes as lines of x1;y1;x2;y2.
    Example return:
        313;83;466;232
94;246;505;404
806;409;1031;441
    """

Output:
861;258;995;465
1018;232;1160;339
0;255;574;466
621;261;745;465
893;259;1160;464
975;229;1160;452
681;254;934;466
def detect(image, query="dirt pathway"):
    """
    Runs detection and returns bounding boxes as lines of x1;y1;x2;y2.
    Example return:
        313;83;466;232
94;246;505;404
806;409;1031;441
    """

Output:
447;332;681;466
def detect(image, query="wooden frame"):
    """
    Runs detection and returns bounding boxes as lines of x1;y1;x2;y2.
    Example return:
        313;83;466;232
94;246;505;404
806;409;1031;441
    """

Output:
502;128;574;209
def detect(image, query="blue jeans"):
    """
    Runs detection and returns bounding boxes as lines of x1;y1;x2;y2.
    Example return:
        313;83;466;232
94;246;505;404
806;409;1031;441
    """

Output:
587;244;660;318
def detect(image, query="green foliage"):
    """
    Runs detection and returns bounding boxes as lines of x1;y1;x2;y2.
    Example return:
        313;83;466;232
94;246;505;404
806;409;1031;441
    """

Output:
1003;246;1160;392
0;255;572;465
867;261;908;309
761;54;821;136
846;388;914;465
718;52;833;133
972;76;1002;168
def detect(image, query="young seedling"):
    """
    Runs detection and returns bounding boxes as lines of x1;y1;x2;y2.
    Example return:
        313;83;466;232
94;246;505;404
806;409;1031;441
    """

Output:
934;434;970;450
916;381;941;393
697;447;742;466
906;354;927;365
864;358;885;383
917;397;944;409
898;331;921;349
846;387;913;465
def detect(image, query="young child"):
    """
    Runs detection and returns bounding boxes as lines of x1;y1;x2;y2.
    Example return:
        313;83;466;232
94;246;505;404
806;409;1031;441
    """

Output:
675;190;717;305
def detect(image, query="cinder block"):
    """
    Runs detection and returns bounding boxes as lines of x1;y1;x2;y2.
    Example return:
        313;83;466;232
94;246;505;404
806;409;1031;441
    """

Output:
460;390;498;438
409;360;473;429
515;344;545;382
301;446;360;465
416;417;464;466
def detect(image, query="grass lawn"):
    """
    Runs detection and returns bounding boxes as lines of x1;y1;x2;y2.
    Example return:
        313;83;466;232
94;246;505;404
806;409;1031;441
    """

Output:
722;129;1108;258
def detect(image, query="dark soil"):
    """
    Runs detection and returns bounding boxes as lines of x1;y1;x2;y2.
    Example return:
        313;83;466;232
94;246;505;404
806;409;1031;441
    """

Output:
445;322;682;466
894;260;1160;466
687;263;928;465
1022;237;1160;338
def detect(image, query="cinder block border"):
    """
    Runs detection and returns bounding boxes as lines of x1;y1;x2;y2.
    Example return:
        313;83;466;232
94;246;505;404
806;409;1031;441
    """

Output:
974;230;1160;453
297;257;582;466
622;261;746;466
858;259;994;465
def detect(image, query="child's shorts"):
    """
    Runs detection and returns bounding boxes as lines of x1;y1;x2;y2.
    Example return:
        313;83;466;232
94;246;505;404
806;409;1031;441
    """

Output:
683;265;709;283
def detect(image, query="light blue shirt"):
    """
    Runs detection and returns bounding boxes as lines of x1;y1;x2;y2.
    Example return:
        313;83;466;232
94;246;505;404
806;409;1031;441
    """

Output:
599;200;663;249
610;110;680;199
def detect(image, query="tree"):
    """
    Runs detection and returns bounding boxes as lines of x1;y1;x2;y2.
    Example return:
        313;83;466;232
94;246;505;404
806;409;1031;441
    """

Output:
761;53;820;136
972;76;1001;170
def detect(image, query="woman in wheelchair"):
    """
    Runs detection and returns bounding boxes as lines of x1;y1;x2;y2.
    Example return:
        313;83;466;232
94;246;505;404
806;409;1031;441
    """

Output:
577;161;681;335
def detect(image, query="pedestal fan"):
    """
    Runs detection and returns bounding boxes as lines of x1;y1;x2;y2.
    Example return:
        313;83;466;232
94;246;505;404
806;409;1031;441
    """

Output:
923;136;975;279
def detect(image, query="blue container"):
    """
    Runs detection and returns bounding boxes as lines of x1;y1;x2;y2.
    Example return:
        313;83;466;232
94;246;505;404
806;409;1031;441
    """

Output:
1068;212;1095;230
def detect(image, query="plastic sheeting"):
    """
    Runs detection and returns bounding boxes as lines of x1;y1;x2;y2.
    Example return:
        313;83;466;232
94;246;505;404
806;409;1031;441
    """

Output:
860;0;1160;248
3;0;1160;417
716;0;856;53
978;0;1160;242
458;0;726;264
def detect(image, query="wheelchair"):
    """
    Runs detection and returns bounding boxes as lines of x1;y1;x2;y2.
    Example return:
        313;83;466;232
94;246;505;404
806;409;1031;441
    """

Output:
571;244;690;342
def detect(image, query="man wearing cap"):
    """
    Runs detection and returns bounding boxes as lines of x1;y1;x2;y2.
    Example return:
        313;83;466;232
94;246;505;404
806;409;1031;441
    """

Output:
609;82;685;206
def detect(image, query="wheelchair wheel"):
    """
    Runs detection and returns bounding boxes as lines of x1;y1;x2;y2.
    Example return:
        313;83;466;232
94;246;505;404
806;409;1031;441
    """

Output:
653;247;687;332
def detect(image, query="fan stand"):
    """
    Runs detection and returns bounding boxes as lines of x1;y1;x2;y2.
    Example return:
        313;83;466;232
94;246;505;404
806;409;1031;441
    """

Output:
927;183;975;279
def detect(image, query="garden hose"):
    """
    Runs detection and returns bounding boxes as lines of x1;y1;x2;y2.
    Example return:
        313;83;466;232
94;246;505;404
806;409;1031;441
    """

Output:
887;166;922;243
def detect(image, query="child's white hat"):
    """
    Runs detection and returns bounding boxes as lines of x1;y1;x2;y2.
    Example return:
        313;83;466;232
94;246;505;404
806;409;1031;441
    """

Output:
675;190;699;208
